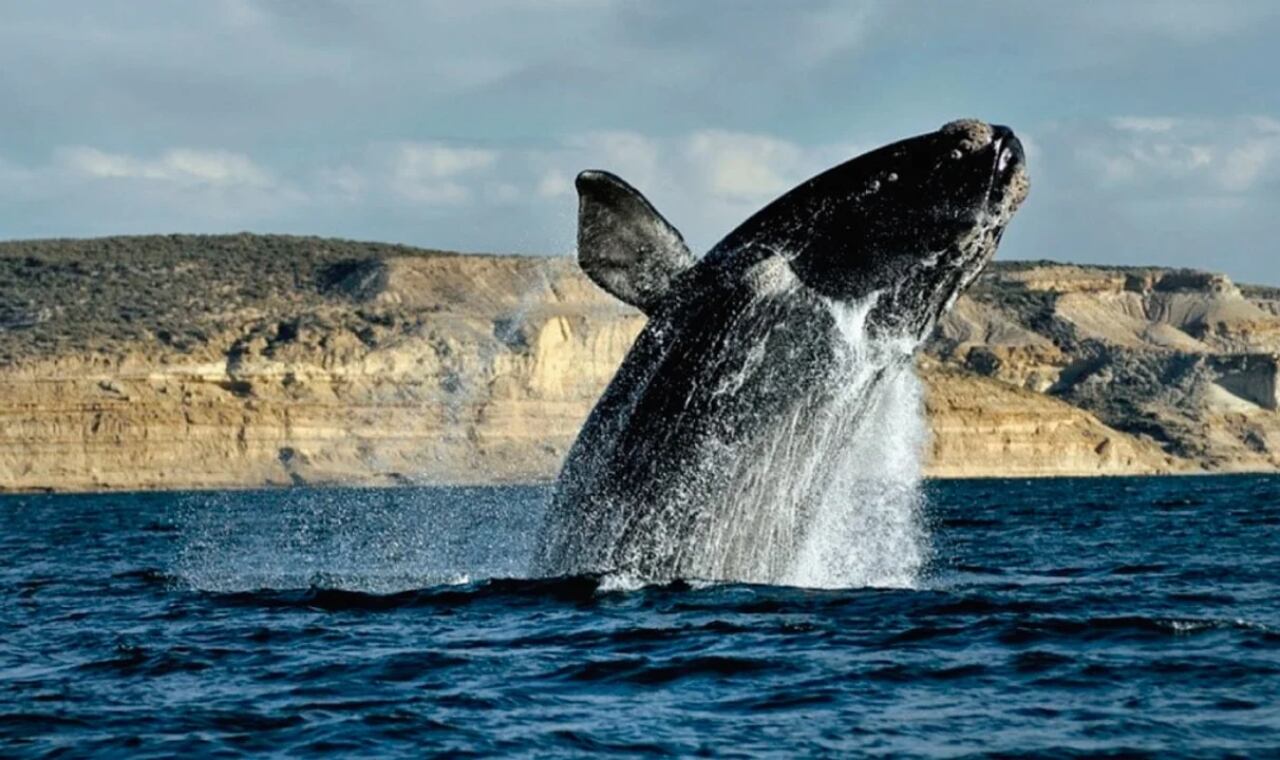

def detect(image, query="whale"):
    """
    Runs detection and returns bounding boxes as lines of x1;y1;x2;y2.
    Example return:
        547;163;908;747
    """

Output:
533;119;1030;583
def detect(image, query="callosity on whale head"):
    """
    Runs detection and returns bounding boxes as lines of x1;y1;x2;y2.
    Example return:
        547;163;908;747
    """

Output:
710;119;1030;338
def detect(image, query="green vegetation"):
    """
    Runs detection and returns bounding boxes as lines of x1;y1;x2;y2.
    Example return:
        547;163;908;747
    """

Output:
0;234;463;364
3;234;1267;371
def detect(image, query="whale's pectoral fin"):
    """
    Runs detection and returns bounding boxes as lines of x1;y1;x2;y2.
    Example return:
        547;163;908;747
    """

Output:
576;170;695;314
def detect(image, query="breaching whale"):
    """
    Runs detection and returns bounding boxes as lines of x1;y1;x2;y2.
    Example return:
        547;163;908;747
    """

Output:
533;119;1030;584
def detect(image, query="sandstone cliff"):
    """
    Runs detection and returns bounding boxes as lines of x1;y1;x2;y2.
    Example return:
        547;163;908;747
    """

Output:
1;234;1273;492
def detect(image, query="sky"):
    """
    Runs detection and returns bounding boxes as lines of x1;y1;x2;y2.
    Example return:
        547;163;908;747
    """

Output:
1;1;1278;282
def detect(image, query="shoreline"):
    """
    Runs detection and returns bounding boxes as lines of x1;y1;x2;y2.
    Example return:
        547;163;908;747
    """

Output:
4;234;1280;492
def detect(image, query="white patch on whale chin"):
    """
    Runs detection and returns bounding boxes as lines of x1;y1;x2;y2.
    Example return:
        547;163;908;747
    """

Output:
824;290;882;343
744;254;801;296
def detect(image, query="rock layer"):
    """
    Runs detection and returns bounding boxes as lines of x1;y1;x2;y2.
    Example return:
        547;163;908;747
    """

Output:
1;235;1275;492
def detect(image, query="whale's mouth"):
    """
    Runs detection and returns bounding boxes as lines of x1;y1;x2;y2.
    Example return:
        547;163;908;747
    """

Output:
987;124;1029;212
992;125;1024;172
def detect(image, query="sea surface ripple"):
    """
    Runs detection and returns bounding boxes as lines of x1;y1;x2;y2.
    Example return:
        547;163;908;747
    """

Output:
2;477;1278;757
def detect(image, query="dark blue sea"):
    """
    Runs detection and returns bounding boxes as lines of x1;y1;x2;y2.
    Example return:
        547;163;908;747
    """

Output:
2;477;1278;758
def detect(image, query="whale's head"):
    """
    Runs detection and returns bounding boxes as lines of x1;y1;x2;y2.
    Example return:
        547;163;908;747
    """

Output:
572;119;1028;338
712;118;1030;337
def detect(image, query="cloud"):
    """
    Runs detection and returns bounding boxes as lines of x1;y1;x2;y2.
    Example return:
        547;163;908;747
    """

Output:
1219;138;1279;192
1000;113;1280;286
395;143;496;178
1254;116;1280;134
56;146;273;187
536;169;572;199
281;128;835;235
1072;116;1280;194
314;164;367;202
684;130;802;203
0;144;306;238
520;129;852;249
1070;0;1277;43
563;132;662;191
389;142;499;205
6;129;845;252
1110;117;1179;134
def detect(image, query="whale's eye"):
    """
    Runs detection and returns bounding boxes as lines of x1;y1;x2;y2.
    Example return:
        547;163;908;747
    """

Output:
949;149;963;160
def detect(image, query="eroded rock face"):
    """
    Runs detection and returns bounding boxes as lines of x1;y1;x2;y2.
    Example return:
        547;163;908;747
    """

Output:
929;262;1280;473
0;236;1275;492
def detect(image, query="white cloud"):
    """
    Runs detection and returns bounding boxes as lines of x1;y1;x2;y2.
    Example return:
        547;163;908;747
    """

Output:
1074;116;1280;194
1219;138;1278;192
390;142;498;205
565;132;662;191
56;146;273;187
683;130;805;203
536;169;572;199
164;149;272;186
314;164;367;202
1073;0;1275;43
527;129;855;250
0;144;312;237
396;143;496;178
1110;117;1180;134
294;128;855;252
1253;116;1280;134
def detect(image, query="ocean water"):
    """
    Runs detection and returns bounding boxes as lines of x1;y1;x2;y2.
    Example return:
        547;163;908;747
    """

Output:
2;477;1278;758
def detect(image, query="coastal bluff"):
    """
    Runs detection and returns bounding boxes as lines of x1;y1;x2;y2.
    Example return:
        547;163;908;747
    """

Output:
3;234;1278;493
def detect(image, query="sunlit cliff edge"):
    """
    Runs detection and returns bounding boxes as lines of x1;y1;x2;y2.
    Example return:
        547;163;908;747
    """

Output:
4;234;1280;493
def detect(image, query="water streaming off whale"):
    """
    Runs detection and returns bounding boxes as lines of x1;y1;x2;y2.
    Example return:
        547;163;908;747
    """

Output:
785;298;930;588
596;291;932;590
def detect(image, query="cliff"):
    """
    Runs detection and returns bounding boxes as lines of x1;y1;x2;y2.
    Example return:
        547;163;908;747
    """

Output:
1;234;1275;493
